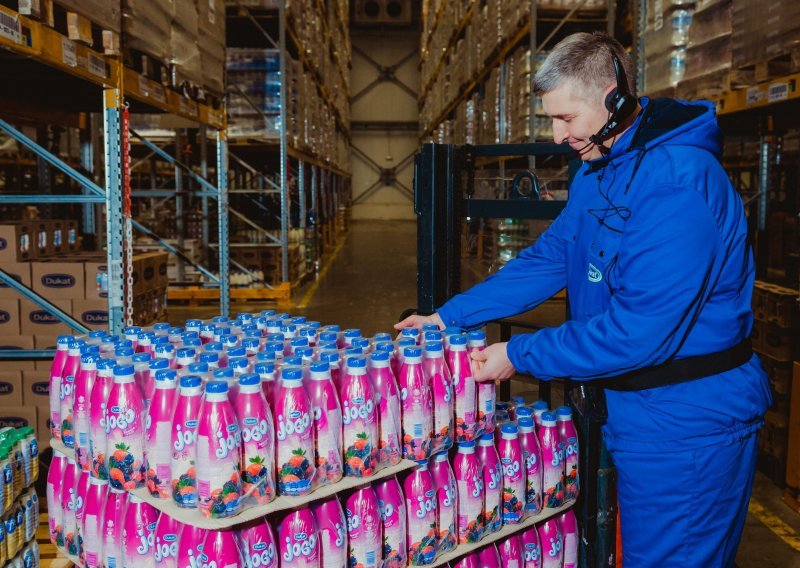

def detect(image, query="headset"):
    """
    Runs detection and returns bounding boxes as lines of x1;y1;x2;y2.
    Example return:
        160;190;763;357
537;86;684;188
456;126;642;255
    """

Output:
574;48;638;152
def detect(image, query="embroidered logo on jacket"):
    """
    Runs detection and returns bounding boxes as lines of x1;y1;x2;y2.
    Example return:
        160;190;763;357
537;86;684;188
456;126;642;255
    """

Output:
588;263;603;283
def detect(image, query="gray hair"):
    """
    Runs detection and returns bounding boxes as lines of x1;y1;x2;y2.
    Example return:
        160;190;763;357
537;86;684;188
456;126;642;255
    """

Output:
533;32;636;100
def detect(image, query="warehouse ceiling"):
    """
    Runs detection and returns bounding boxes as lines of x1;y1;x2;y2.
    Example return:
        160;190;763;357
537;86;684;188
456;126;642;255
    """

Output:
351;0;421;33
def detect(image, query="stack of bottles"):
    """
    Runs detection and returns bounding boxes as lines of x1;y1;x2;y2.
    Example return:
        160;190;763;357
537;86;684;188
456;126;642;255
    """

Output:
46;311;580;567
0;427;40;568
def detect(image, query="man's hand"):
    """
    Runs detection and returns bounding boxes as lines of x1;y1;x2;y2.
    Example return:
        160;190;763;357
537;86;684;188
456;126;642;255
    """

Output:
394;312;444;332
471;342;516;383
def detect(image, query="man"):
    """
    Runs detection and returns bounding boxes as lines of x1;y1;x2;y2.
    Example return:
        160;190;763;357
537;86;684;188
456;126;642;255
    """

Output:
397;32;770;566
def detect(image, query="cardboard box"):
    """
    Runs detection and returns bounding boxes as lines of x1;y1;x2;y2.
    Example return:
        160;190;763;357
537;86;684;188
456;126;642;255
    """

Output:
36;406;50;449
0;223;35;262
150;253;169;289
31;261;85;301
0;335;34;371
84;259;109;300
20;299;73;336
0;371;23;406
72;299;109;331
0;262;31;300
0;406;37;430
22;371;49;406
0;300;19;335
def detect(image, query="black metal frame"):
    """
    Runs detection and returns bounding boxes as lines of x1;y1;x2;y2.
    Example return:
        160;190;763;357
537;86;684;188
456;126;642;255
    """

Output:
409;141;616;568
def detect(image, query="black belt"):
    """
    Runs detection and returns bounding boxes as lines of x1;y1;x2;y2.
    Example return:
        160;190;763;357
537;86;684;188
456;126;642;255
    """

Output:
600;338;753;391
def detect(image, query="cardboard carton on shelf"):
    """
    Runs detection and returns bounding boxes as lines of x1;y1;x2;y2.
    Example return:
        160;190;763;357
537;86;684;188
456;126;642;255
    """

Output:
72;299;109;331
0;262;31;299
84;257;109;301
20;299;73;336
36;406;50;450
31;261;85;301
0;406;37;431
0;222;36;263
0;300;20;335
0;335;34;371
0;370;22;406
21;371;48;407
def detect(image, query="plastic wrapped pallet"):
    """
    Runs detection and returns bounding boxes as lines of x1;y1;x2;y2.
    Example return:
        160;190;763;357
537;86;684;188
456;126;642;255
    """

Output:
55;0;121;33
732;0;800;69
122;0;173;61
197;0;226;95
170;0;202;87
676;0;733;100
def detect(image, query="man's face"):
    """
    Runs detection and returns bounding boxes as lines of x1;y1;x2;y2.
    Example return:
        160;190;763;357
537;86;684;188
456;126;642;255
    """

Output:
541;81;612;161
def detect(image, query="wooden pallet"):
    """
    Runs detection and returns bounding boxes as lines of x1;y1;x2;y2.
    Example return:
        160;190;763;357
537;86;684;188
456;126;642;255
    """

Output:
677;66;753;101
737;47;800;85
168;282;293;307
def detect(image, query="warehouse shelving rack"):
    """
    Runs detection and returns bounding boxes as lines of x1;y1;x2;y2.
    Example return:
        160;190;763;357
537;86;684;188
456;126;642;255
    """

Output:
0;4;230;356
221;0;352;297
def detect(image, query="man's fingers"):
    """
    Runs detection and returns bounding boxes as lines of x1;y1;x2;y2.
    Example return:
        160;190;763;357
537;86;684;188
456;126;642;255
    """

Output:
470;350;488;361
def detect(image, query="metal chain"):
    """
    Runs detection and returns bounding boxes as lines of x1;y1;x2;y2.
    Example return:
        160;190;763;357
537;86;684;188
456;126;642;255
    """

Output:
122;103;134;326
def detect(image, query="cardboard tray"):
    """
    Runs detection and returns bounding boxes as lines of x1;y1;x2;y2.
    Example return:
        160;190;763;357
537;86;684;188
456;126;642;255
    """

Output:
51;438;416;529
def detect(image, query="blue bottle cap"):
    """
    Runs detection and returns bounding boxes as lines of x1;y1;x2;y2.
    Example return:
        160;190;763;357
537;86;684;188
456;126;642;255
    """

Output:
466;330;486;340
168;327;183;336
114;340;132;350
182;331;200;340
424;331;443;342
373;332;392;342
122;326;140;335
114;365;134;376
206;381;228;394
307;321;321;329
57;335;75;345
149;358;169;370
518;417;535;429
215;327;231;337
255;362;275;375
425;341;443;353
541;411;557;422
296;347;314;359
444;326;463;336
81;353;98;365
266;337;284;348
512;396;526;405
352;338;370;349
260;310;276;317
348;356;366;369
227;347;246;358
375;342;394;353
556;406;572;418
397;338;416;347
403;346;422;358
320;351;339;363
183;337;201;347
185;319;202;328
155;343;175;355
199;352;219;363
310;361;330;373
115;347;134;358
401;328;419;337
205;342;223;352
422;323;440;332
242;338;260;350
220;334;237;345
213;368;234;380
153;323;170;331
97;358;116;371
180;375;202;389
501;423;518;435
200;324;215;333
132;353;151;364
155;369;177;382
239;373;260;386
291;316;307;325
344;347;363;356
282;368;303;381
459;440;476;449
243;327;259;336
516;407;533;418
230;357;249;369
176;348;196;359
318;332;338;343
280;325;296;334
533;400;549;411
291;337;309;347
371;351;389;362
344;329;361;338
450;334;467;346
325;325;341;332
212;316;228;324
256;351;276;362
237;312;253;321
188;362;209;374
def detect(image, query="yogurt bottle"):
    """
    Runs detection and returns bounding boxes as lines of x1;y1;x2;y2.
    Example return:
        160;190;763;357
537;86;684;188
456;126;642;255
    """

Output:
345;486;382;568
274;368;315;496
239;518;279;568
397;347;433;461
404;461;437;565
518;417;543;515
537;412;564;509
235;373;277;505
476;433;502;534
340;357;380;478
374;476;407;568
453;441;484;545
311;498;348;568
278;507;320;568
430;452;457;554
498;423;525;524
146;369;178;499
308;362;344;486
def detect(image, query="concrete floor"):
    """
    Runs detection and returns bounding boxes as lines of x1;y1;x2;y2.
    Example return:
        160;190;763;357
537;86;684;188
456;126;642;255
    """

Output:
170;219;800;566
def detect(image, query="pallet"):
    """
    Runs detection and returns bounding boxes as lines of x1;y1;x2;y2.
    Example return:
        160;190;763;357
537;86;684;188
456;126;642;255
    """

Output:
677;66;753;101
168;283;293;307
15;0;120;55
737;47;800;85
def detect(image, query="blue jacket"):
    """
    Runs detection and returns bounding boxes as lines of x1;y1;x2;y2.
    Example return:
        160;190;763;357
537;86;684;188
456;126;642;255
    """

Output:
438;98;771;452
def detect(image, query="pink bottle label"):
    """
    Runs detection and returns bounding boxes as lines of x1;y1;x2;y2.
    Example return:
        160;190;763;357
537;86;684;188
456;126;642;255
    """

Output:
46;455;64;547
122;501;159;564
539;521;564;568
275;387;315;496
341;378;379;478
499;536;523;568
405;477;437;565
312;499;347;568
61;461;78;555
345;488;381;568
105;384;146;491
309;382;343;487
196;401;243;518
369;367;402;467
102;491;127;568
73;370;96;471
398;365;433;461
520;432;543;514
427;358;454;453
146;389;176;499
240;522;279;568
454;454;484;544
500;442;525;524
430;460;457;554
89;375;112;480
238;396;277;505
201;531;243;568
450;351;478;442
375;479;407;568
153;514;180;567
477;444;502;534
170;394;201;507
520;526;542;568
561;427;579;502
279;511;320;567
477;382;495;433
176;525;208;568
539;427;565;509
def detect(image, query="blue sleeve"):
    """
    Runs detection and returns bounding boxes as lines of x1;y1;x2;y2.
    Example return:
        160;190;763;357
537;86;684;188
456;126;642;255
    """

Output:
437;207;574;329
506;186;723;380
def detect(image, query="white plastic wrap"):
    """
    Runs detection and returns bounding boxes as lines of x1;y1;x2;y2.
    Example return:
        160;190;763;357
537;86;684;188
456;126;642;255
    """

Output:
56;0;121;33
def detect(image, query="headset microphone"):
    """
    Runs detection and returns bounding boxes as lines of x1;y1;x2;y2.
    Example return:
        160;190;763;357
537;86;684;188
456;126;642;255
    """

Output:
589;50;638;146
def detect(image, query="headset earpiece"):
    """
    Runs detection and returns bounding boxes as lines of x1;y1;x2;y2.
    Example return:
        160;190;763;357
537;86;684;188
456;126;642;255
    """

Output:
589;49;637;146
605;87;620;113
